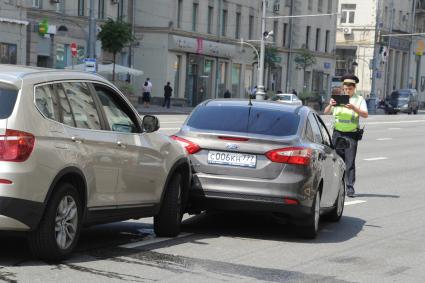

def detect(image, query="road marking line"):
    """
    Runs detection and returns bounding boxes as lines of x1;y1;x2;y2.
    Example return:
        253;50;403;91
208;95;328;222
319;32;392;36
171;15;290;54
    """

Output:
160;127;180;130
366;120;425;125
345;200;366;206
364;157;388;161
119;232;193;249
376;138;393;141
388;128;401;130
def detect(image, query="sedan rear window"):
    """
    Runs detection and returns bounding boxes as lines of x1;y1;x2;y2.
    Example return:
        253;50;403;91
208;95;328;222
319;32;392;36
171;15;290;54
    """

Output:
187;106;300;136
0;84;18;119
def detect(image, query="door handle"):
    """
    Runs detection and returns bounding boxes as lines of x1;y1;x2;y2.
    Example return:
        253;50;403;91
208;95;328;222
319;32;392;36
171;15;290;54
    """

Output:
71;136;84;144
117;141;127;148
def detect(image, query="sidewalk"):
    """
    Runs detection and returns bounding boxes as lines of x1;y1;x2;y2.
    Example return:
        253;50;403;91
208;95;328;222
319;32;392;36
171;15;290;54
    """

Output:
137;104;195;116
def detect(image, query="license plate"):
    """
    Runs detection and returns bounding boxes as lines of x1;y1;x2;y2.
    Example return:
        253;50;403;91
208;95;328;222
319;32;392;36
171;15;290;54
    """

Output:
207;151;257;168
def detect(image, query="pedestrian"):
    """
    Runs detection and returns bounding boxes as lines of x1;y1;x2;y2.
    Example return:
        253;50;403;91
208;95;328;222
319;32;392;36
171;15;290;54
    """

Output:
318;95;324;112
142;81;150;108
163;82;172;108
291;89;298;96
223;89;231;98
323;74;368;198
251;86;257;99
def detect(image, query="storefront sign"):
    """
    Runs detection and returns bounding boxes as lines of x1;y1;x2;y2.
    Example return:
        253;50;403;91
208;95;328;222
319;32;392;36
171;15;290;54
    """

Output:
170;35;235;58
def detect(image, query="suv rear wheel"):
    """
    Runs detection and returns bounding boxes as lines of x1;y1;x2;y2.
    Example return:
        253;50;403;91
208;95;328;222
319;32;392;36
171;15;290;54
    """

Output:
154;172;183;237
28;182;82;261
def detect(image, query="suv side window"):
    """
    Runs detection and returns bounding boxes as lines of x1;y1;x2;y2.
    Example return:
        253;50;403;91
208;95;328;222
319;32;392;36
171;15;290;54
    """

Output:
92;84;140;133
315;114;332;147
34;84;59;121
55;84;76;127
308;113;323;144
62;82;102;130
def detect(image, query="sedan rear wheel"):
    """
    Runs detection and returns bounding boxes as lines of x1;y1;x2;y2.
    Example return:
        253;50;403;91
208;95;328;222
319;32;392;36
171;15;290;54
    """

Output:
297;191;320;239
325;178;345;222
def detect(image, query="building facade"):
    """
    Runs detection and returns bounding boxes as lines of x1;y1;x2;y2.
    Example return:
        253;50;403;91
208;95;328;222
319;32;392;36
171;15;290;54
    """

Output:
0;0;28;65
133;0;338;106
336;0;415;100
0;0;338;107
411;0;425;106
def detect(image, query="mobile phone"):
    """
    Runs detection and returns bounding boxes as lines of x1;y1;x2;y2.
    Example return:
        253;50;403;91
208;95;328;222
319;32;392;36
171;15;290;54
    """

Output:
331;95;349;106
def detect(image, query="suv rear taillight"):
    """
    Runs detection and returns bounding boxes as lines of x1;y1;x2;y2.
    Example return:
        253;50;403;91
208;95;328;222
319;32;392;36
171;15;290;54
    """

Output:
265;147;312;166
171;135;201;154
0;129;35;162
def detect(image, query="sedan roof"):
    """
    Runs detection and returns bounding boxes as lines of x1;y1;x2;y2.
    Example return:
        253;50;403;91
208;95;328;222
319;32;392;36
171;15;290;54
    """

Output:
201;99;304;113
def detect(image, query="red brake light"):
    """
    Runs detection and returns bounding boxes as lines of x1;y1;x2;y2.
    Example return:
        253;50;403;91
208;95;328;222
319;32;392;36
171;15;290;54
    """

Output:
265;147;312;166
171;135;201;154
0;129;35;162
284;198;299;205
0;179;12;184
218;136;249;142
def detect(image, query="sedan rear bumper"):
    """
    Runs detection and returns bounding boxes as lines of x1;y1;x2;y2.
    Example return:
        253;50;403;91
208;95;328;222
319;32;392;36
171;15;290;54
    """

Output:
189;173;314;221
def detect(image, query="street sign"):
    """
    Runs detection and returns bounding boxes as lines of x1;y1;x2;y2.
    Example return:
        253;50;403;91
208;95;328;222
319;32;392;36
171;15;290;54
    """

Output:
84;58;97;73
71;42;77;57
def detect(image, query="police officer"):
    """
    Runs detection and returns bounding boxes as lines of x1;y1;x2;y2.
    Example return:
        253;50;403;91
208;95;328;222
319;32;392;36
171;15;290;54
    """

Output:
324;74;368;197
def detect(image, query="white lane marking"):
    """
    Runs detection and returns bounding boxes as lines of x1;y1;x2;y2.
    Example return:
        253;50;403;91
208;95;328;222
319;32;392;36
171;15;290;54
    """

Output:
376;138;393;141
160;121;185;124
345;200;366;206
388;128;401;130
160;127;180;130
363;157;388;161
119;232;193;249
366;120;425;125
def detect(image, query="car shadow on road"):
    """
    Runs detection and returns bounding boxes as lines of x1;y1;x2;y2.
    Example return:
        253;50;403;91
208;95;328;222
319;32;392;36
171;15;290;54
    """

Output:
180;211;365;244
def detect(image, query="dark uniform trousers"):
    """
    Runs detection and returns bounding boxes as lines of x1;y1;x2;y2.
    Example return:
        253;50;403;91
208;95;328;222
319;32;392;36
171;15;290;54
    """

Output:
332;130;358;194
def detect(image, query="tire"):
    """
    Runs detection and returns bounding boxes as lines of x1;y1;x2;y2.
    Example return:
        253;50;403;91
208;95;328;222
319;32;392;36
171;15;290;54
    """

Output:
297;191;321;239
154;173;183;237
28;182;82;261
325;178;345;222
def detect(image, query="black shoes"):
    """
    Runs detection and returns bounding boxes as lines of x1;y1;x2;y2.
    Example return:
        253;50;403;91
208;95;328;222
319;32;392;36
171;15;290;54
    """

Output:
347;189;355;198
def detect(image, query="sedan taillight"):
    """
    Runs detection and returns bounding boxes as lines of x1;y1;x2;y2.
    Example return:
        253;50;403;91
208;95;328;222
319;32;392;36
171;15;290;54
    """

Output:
265;147;312;166
171;135;201;154
0;129;35;162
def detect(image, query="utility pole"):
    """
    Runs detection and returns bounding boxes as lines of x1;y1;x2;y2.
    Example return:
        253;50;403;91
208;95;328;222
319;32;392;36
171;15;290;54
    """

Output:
370;0;381;114
88;0;96;58
383;0;395;99
256;0;267;100
285;0;294;93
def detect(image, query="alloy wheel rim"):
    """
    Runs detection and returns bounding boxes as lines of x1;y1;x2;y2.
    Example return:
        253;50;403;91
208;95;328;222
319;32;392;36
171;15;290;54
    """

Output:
337;180;345;216
176;184;182;222
55;195;78;250
314;193;320;231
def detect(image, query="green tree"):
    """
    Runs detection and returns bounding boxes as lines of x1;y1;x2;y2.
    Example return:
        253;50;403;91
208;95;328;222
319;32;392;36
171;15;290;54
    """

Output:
253;46;279;89
98;18;135;81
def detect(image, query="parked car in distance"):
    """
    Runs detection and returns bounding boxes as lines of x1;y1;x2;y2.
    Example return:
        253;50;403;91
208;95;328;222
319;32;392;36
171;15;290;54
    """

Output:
0;65;191;260
172;99;348;239
389;89;419;114
271;93;303;106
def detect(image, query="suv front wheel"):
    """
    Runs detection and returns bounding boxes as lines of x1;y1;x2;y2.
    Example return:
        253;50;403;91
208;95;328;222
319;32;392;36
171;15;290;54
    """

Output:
28;182;82;261
154;172;184;237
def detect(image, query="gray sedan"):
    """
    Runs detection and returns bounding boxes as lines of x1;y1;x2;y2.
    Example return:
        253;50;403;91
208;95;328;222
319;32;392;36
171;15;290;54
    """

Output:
173;99;347;238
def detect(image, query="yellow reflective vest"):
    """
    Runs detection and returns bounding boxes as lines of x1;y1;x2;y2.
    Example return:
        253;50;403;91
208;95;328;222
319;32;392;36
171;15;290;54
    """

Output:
332;93;364;132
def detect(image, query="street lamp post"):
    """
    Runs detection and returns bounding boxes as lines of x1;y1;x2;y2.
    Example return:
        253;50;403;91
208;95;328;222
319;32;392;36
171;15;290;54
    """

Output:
256;0;267;100
255;4;339;100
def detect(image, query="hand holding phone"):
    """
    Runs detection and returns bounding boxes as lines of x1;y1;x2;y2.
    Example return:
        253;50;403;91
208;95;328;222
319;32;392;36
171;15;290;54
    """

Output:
331;95;349;106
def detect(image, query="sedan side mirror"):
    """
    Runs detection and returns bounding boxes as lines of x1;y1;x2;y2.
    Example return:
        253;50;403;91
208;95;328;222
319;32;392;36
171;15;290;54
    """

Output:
142;115;160;133
335;136;349;150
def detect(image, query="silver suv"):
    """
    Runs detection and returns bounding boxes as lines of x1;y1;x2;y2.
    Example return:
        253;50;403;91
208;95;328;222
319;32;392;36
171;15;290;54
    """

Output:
0;65;190;260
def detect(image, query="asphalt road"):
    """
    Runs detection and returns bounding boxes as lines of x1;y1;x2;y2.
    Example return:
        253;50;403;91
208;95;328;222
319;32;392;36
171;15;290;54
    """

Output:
1;113;425;282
